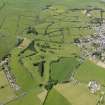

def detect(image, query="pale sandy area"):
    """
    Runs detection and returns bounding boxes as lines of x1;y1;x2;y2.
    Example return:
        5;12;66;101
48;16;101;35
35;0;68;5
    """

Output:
37;89;48;103
89;58;105;69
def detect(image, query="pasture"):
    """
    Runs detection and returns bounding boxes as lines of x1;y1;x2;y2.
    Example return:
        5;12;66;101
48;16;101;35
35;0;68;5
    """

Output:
51;57;80;82
75;60;105;85
44;89;71;105
9;48;36;92
6;89;42;105
0;71;16;104
0;0;105;105
54;82;100;105
0;0;103;58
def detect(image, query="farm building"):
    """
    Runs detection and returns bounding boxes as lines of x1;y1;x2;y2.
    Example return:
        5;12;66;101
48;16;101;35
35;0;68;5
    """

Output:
88;80;101;93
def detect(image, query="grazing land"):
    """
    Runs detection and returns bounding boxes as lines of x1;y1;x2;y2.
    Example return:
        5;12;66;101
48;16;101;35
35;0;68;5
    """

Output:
51;57;80;82
0;70;16;104
1;0;105;105
75;60;105;85
54;82;100;105
44;89;71;105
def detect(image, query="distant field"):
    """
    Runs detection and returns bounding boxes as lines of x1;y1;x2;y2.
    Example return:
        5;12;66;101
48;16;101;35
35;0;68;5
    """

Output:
6;89;42;105
0;0;104;58
0;71;16;104
75;60;105;85
44;89;71;105
54;82;99;105
1;0;105;105
51;57;80;82
22;57;43;85
9;48;36;91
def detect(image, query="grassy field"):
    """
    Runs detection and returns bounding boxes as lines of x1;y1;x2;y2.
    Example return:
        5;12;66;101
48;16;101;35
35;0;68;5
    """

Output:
0;0;104;58
9;48;36;92
0;71;16;104
44;89;71;105
22;57;43;85
51;57;80;82
54;82;99;105
6;89;42;105
1;0;105;105
75;60;105;85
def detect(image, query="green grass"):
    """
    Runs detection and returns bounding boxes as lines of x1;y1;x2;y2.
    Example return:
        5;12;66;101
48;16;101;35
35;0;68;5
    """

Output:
44;89;71;105
51;57;80;82
22;57;43;85
1;0;105;105
55;82;100;105
0;71;16;104
0;0;103;59
6;89;42;105
9;48;36;91
75;60;105;85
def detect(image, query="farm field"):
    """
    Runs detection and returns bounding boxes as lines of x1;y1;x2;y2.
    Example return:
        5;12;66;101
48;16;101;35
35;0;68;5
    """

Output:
0;0;105;105
51;57;80;82
6;89;42;105
44;89;71;105
0;70;16;104
54;82;100;105
0;0;103;58
75;60;105;85
9;48;37;92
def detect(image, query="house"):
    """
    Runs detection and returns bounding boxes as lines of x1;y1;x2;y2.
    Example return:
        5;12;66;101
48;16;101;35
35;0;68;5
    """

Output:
88;80;101;93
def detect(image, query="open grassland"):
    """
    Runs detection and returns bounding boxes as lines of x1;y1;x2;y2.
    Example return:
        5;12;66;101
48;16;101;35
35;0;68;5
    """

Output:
0;0;104;58
0;71;16;104
54;82;99;105
44;89;71;105
51;57;80;82
56;44;80;57
9;48;36;91
75;60;105;85
22;57;43;85
6;89;42;105
1;0;105;105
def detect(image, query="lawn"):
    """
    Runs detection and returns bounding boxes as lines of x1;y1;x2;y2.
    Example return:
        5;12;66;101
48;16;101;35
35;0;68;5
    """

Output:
51;57;80;82
75;60;105;85
44;89;71;105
